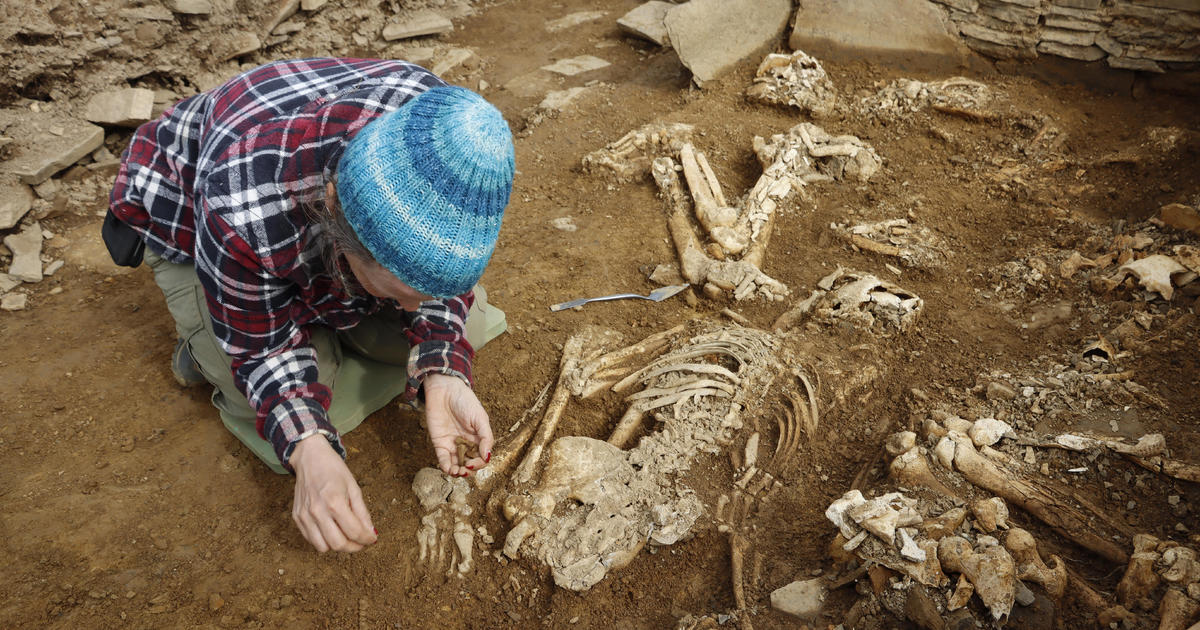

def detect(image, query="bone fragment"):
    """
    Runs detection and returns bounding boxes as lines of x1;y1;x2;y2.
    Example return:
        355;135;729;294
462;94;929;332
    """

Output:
1004;528;1067;600
920;507;966;541
581;122;695;182
947;574;974;611
889;446;960;500
1054;432;1166;458
454;519;474;575
969;418;1012;448
1159;588;1200;630
744;432;760;471
1116;533;1161;609
971;497;1009;533
960;542;1018;624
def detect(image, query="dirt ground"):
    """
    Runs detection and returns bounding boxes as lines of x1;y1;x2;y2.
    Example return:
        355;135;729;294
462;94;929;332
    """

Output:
2;0;1199;628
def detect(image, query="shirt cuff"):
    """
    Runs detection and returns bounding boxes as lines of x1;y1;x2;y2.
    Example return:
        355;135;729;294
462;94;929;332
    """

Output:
265;397;346;472
405;339;473;402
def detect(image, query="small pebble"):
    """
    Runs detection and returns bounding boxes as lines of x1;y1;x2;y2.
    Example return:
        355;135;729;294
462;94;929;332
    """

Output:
1168;495;1180;506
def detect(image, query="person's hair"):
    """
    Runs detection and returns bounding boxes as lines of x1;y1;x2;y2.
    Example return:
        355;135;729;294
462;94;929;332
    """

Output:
306;172;374;295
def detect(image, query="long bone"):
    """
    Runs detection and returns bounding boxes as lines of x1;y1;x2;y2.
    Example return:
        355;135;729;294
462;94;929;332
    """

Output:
948;433;1132;564
513;334;590;485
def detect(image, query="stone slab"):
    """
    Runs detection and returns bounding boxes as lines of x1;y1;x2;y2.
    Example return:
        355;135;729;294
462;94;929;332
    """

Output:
1;293;26;312
0;177;34;230
1053;0;1103;8
301;0;328;10
770;578;828;618
0;110;104;186
165;0;213;15
264;0;300;35
1038;40;1106;60
541;55;611;76
85;88;155;127
213;31;261;63
546;10;606;32
1161;203;1200;234
666;0;790;85
382;10;453;41
789;0;966;62
118;6;175;21
1108;55;1165;71
431;47;476;76
618;1;672;46
4;222;43;283
1041;27;1098;47
0;273;19;293
539;87;590;111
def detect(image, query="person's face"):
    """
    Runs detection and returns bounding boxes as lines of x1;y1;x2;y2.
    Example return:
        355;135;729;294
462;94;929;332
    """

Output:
344;252;432;311
327;182;433;311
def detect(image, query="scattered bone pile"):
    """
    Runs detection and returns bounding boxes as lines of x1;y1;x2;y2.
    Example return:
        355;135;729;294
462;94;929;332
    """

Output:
813;401;1200;628
773;266;923;334
745;50;836;117
832;218;949;269
580;122;696;183
751;122;881;185
859;77;992;118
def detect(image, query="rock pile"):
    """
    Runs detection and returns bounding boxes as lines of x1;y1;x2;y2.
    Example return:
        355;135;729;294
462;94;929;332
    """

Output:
929;0;1200;72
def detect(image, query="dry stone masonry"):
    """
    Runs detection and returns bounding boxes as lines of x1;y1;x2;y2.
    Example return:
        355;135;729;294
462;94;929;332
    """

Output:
928;0;1200;72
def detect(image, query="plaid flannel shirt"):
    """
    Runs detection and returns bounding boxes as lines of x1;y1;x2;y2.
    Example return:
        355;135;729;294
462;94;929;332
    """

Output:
109;58;477;469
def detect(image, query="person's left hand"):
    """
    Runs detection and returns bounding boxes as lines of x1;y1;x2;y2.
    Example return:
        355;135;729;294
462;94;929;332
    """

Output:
423;373;494;477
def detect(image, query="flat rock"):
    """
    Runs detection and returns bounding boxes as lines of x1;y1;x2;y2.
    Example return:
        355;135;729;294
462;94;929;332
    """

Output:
790;0;966;61
85;88;155;127
382;10;453;41
0;110;105;186
1;293;27;311
546;10;606;32
4;222;43;283
431;47;476;76
541;55;610;76
213;31;261;62
538;87;590;111
264;0;300;35
665;0;791;85
0;177;34;230
301;0;328;9
0;273;19;293
617;1;673;46
1161;203;1200;236
770;578;828;618
118;6;175;21
165;0;212;15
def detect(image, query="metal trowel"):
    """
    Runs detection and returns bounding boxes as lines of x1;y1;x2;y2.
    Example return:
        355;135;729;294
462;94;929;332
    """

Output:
549;284;689;312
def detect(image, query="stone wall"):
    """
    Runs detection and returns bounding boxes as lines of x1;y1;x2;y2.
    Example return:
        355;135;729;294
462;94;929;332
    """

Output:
928;0;1200;73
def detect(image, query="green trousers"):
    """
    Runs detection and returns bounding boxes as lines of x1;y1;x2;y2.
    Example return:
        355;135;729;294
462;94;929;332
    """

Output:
144;249;507;474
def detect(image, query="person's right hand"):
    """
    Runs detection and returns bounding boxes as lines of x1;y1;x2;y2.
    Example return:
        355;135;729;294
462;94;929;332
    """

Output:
289;434;378;553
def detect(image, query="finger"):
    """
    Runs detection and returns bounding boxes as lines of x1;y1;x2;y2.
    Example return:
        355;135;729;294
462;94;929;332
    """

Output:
294;511;330;553
347;486;377;544
476;417;495;466
314;511;361;553
433;442;458;476
331;488;375;546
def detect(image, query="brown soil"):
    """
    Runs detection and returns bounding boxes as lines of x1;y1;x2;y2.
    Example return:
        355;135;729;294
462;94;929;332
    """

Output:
2;1;1198;629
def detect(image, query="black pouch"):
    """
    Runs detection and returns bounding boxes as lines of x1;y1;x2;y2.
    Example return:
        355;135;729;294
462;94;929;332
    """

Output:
101;209;146;267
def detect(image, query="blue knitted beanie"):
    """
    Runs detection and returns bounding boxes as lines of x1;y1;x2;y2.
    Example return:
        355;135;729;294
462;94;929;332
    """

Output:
336;86;514;298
